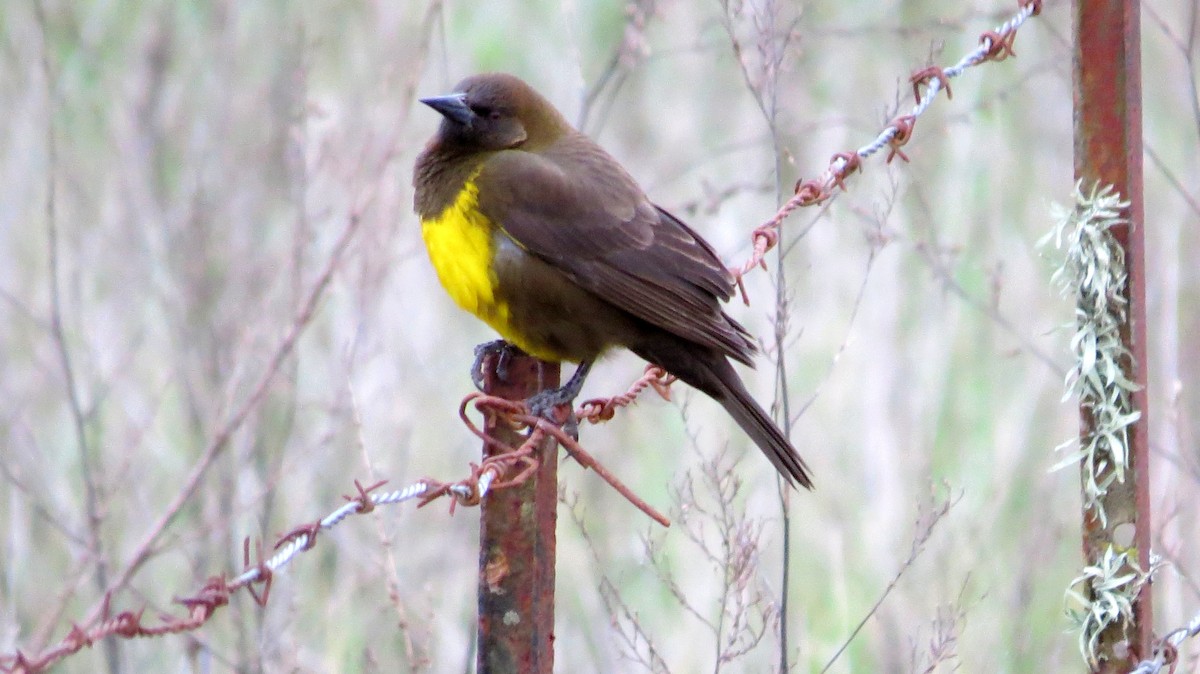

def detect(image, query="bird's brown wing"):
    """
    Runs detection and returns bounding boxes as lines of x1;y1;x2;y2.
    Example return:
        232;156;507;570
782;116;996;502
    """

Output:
476;138;755;365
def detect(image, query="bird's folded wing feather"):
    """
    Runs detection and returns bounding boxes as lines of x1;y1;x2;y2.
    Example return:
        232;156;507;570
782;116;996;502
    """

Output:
477;143;755;363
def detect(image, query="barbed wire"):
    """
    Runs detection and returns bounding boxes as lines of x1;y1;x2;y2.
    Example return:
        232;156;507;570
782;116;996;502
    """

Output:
0;480;429;673
0;366;674;674
1130;609;1200;674
458;384;673;526
577;364;677;423
732;0;1043;285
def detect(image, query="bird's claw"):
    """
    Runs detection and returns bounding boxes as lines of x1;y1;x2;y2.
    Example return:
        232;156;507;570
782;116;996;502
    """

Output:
526;388;580;440
524;361;591;440
471;340;520;391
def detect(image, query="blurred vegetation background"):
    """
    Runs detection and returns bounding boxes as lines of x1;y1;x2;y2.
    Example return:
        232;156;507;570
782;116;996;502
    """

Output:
1;0;1197;671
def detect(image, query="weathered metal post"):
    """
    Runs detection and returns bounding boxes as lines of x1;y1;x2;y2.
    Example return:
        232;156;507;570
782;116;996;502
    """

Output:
476;353;559;674
1073;0;1151;669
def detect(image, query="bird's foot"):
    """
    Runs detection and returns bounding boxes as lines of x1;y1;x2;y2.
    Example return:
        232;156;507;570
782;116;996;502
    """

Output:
471;339;522;391
525;361;593;441
527;388;581;440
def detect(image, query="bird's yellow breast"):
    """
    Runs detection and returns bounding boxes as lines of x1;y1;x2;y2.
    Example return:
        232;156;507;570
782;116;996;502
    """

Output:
421;177;584;363
421;178;513;334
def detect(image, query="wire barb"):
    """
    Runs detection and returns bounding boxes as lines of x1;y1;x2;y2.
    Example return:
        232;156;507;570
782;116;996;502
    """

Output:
459;384;672;526
1129;608;1200;674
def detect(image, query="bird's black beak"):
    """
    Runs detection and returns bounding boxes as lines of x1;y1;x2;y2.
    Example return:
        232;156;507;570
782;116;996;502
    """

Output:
420;93;474;128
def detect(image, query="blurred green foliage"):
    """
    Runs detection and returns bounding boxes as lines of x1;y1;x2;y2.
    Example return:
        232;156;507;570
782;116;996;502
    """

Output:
0;0;1197;672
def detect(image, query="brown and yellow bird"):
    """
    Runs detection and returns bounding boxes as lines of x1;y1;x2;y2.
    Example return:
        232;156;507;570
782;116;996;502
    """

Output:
413;73;812;488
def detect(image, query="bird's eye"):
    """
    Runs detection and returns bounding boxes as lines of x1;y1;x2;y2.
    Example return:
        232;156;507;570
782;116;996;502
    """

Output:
471;105;501;120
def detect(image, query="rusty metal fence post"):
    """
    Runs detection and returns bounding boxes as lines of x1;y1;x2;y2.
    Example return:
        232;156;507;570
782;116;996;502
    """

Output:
476;353;560;674
1073;0;1151;670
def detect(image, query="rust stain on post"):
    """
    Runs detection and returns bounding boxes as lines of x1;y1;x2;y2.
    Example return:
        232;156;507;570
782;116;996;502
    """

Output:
1074;0;1151;669
477;353;559;674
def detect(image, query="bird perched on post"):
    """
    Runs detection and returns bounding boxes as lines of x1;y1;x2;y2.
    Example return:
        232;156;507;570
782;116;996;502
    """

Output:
413;73;812;488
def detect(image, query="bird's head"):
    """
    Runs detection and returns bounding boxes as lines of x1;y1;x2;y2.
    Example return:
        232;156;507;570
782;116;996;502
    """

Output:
420;73;571;151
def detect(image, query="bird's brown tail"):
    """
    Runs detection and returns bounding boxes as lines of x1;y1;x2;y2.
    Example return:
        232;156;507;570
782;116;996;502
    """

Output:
631;339;814;489
715;363;814;489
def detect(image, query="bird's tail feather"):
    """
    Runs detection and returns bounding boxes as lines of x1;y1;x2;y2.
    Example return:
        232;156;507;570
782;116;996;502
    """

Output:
631;339;813;489
714;364;814;489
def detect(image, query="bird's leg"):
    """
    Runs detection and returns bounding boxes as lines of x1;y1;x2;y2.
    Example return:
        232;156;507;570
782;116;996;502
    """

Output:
526;361;593;439
471;339;523;391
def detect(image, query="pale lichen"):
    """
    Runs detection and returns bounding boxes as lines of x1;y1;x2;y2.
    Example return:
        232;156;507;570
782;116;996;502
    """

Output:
1039;180;1140;525
1041;180;1148;667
